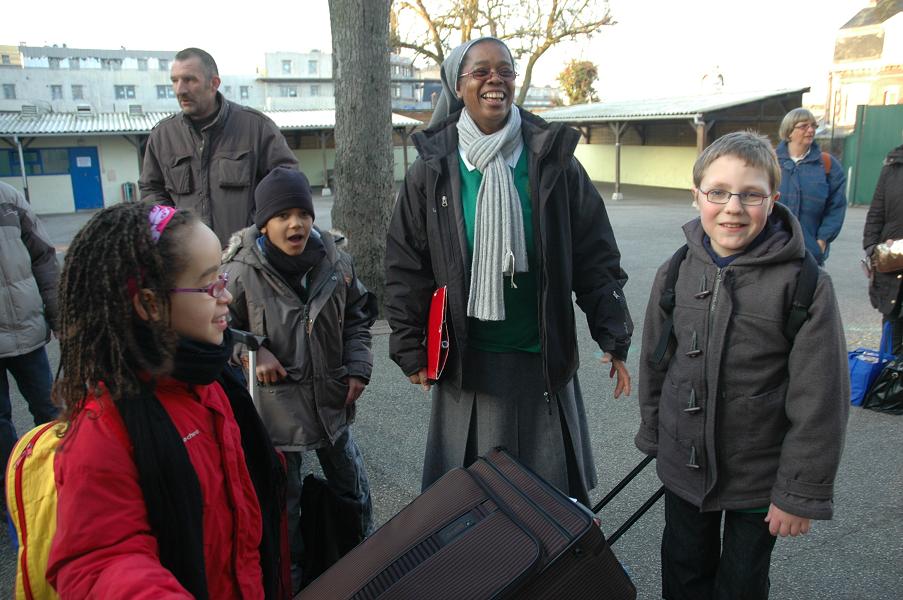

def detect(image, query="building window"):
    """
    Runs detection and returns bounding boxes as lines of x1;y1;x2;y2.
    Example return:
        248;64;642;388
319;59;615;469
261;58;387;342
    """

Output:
51;85;63;100
48;57;61;70
884;88;899;105
137;58;148;71
0;148;70;177
223;85;232;96
69;58;80;70
393;85;401;98
1;55;9;65
282;60;292;74
280;86;298;98
159;59;169;71
72;85;84;100
115;85;136;99
310;85;319;97
2;84;15;99
240;86;250;100
156;85;176;99
308;60;317;75
102;58;122;71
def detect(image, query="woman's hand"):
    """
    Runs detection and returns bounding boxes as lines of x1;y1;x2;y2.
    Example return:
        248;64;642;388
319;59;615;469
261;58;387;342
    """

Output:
345;376;367;406
255;346;287;385
764;504;811;537
601;353;631;398
817;239;827;253
408;368;432;392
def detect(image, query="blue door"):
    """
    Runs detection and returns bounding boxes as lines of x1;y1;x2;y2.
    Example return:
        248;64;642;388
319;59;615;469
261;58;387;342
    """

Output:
68;147;103;210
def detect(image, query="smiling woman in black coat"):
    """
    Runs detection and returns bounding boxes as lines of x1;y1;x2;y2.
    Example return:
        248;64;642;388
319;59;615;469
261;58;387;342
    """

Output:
864;143;903;354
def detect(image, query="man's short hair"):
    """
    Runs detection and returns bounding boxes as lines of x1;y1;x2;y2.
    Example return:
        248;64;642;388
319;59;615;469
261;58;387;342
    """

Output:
779;108;817;142
692;131;781;192
174;48;219;80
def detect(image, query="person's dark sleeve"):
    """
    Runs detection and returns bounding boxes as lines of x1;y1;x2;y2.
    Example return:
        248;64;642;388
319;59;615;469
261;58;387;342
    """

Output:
569;157;633;360
772;272;849;520
341;255;377;383
863;165;889;256
15;190;60;330
257;117;297;178
384;160;434;377
138;132;174;205
635;262;670;456
816;155;847;245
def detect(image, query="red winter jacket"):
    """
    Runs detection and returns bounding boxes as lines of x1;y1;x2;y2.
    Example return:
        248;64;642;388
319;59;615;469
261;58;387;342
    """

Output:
47;378;265;599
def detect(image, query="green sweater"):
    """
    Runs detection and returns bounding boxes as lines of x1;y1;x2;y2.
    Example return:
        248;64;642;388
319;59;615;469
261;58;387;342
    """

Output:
459;149;540;353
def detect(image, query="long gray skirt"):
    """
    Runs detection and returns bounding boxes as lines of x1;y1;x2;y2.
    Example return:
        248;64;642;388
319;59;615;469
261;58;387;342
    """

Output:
422;349;598;506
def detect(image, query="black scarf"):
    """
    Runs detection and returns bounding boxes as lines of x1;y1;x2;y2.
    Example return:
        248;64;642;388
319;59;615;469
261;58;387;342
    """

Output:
117;328;286;599
262;231;326;301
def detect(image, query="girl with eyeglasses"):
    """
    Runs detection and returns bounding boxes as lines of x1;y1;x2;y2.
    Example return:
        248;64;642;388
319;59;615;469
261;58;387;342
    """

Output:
46;203;287;599
385;37;633;507
775;107;847;265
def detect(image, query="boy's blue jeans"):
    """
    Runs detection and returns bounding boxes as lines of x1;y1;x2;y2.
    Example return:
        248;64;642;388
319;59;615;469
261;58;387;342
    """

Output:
284;428;373;587
661;489;777;600
1;347;59;491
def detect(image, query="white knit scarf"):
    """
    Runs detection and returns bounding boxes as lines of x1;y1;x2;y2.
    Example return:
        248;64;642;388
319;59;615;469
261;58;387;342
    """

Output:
458;107;528;321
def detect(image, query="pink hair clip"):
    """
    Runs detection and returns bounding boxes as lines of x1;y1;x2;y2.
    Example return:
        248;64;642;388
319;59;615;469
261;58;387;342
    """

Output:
148;205;178;243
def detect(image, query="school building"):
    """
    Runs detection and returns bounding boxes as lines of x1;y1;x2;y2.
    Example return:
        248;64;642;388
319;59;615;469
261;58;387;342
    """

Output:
0;109;421;214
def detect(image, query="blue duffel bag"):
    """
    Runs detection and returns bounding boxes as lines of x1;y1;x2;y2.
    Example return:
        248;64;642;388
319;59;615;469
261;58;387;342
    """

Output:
849;322;894;406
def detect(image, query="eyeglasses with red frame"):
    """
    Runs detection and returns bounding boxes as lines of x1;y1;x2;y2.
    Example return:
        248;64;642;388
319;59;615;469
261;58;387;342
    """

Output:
170;272;229;298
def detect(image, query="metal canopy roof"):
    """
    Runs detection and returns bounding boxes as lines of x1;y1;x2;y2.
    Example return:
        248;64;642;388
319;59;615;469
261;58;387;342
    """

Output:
0;109;421;137
539;88;809;123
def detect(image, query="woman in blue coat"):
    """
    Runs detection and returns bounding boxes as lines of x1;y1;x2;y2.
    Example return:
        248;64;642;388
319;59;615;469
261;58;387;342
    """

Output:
775;108;847;264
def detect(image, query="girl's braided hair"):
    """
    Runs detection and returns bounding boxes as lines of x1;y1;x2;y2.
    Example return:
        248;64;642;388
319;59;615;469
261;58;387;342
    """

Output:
54;202;199;421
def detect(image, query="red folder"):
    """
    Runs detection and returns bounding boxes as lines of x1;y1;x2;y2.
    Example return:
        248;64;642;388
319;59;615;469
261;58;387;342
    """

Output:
427;286;450;381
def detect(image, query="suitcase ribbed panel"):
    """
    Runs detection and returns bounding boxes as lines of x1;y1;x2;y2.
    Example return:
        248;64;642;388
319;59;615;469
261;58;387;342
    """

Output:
352;536;440;600
298;469;489;599
378;511;540;600
469;460;571;557
484;449;588;534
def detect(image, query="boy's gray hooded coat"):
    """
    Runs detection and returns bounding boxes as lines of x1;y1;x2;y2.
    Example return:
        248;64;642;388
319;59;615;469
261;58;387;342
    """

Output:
636;202;849;520
223;226;376;451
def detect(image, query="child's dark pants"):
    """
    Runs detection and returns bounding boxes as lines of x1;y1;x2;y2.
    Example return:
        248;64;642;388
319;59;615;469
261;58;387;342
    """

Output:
662;489;777;600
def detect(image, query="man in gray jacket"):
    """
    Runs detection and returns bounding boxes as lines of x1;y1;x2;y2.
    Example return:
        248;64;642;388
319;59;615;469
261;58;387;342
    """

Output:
139;47;298;245
0;181;60;498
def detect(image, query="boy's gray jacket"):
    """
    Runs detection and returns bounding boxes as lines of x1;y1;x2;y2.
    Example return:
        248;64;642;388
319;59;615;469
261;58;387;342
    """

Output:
635;202;849;519
223;226;376;450
0;182;59;358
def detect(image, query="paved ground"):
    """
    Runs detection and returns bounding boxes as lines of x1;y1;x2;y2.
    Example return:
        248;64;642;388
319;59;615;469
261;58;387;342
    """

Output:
2;185;901;599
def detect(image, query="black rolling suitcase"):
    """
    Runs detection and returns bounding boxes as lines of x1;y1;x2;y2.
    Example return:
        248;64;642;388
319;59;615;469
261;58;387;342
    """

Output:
296;448;660;600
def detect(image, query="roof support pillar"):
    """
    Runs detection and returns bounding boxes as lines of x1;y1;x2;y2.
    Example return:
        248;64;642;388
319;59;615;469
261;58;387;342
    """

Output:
13;135;30;203
319;130;332;196
400;126;414;173
609;122;627;201
692;114;714;155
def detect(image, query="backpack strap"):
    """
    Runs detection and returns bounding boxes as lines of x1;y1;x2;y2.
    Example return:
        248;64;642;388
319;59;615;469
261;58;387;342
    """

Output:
652;244;689;365
783;250;820;342
822;152;831;176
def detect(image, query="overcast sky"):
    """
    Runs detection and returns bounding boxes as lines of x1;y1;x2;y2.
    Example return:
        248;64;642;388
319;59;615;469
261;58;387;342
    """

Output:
3;0;868;99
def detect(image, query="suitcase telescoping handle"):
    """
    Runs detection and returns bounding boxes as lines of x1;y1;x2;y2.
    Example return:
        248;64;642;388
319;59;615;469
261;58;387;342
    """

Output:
229;328;268;409
593;455;666;545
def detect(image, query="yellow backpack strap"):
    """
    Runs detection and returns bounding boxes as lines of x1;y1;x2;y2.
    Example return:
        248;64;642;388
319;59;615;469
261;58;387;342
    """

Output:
6;421;63;600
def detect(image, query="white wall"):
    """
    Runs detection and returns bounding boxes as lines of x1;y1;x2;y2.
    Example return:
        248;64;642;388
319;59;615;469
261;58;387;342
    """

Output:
0;135;142;213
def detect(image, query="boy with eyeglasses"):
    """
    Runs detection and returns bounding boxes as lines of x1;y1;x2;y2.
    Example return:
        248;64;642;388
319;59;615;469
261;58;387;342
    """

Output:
635;131;849;600
222;167;377;592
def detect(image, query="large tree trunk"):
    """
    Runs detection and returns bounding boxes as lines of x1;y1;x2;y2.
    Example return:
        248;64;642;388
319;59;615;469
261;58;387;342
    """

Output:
329;0;394;313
